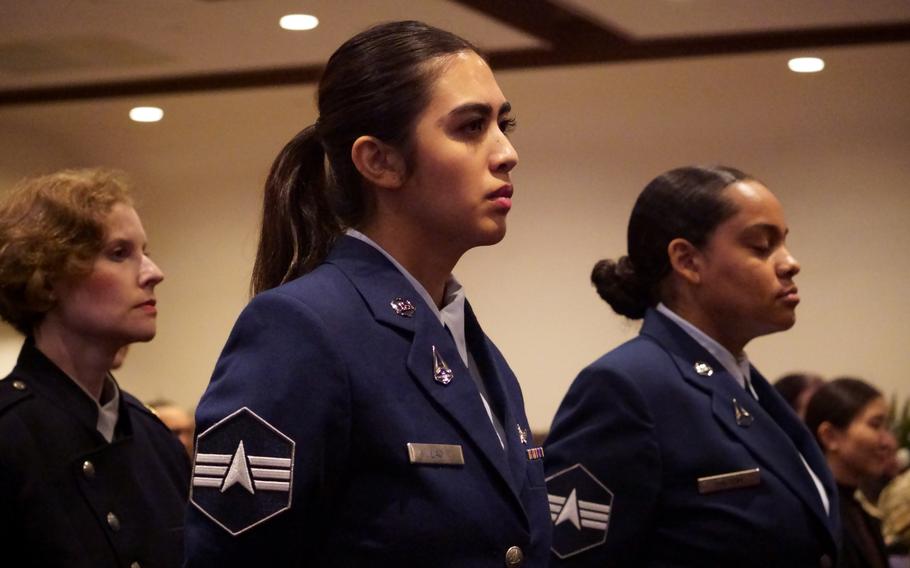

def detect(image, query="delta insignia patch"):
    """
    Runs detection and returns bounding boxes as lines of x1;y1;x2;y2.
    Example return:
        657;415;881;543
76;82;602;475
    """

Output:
190;407;295;535
547;463;614;559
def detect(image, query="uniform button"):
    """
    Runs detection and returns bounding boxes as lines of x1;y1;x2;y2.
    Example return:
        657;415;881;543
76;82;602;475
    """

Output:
819;555;832;568
82;460;95;478
106;512;120;532
130;562;141;568
11;380;26;390
505;545;524;567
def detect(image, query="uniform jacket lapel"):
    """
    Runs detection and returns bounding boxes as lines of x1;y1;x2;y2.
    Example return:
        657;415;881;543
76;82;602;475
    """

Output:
641;309;838;545
326;237;521;508
463;301;530;501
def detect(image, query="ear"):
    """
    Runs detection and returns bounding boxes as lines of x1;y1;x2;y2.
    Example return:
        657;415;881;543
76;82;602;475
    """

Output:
667;238;703;285
350;136;405;190
816;421;841;453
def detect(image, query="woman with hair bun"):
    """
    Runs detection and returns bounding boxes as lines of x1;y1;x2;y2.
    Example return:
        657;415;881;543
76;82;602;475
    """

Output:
543;166;839;566
806;378;892;568
185;20;549;566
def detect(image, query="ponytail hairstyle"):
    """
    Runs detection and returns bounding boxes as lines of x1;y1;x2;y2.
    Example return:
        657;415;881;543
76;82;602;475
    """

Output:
591;165;751;319
251;21;478;295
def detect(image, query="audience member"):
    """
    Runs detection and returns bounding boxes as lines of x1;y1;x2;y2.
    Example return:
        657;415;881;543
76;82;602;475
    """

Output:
0;168;189;567
807;377;892;568
775;371;825;419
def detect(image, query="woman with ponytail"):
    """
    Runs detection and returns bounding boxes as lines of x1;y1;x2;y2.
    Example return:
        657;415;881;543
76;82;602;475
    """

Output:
185;21;550;566
543;166;840;566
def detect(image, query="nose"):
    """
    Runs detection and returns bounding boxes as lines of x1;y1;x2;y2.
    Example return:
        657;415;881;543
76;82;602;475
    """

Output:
777;246;800;279
140;254;165;288
491;129;518;174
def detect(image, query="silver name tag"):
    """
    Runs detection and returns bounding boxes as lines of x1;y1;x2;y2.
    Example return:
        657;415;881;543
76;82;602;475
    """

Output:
407;443;465;466
697;468;761;494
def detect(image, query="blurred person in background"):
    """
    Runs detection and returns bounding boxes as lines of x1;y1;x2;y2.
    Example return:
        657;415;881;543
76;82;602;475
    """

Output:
0;168;190;567
776;371;826;420
148;399;195;459
807;377;893;568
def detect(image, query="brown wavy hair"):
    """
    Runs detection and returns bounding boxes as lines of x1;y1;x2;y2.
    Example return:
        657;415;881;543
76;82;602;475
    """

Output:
0;168;133;334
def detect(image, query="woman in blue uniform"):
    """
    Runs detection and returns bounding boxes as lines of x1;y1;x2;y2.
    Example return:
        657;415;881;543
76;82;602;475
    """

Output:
543;165;840;566
0;168;190;567
184;21;550;567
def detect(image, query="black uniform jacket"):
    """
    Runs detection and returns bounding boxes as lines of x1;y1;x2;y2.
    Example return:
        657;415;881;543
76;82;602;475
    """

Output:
0;338;190;568
544;308;840;567
184;236;551;567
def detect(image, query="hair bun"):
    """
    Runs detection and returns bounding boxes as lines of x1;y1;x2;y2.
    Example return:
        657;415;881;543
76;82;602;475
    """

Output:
590;256;649;319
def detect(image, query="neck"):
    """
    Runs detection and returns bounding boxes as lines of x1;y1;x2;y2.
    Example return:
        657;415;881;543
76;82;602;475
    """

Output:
666;300;748;356
358;223;459;309
828;458;862;488
33;320;117;401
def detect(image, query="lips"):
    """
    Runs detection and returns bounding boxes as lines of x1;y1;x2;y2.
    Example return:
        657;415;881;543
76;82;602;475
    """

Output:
488;185;513;200
778;286;799;304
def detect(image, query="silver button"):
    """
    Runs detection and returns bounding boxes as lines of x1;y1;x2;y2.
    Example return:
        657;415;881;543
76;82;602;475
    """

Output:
130;562;141;568
505;546;524;567
106;512;120;532
82;460;95;478
11;380;26;390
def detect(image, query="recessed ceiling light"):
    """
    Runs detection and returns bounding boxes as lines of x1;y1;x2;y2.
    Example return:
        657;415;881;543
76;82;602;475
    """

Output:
280;14;319;31
129;106;164;123
788;57;825;73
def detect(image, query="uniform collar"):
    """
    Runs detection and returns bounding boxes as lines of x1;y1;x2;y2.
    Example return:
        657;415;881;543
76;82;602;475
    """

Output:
656;303;754;396
345;229;470;367
13;336;122;441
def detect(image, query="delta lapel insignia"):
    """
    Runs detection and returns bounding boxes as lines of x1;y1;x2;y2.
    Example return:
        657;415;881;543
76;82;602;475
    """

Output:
190;407;295;535
547;463;614;559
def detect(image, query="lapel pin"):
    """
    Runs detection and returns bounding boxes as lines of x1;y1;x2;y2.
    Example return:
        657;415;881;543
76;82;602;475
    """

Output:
694;361;714;376
517;424;529;445
733;398;754;427
390;297;416;318
432;346;454;385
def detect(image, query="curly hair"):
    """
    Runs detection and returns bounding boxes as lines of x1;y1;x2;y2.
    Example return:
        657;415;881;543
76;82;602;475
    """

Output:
0;168;133;334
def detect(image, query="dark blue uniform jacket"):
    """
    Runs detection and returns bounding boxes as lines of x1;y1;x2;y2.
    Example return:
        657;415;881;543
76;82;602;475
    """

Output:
544;308;840;567
0;338;190;567
184;236;551;567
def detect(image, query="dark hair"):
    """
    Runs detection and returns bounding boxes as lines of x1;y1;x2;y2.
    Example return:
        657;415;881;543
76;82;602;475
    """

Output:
805;377;882;450
251;21;477;295
591;165;751;319
0;168;132;334
774;372;824;412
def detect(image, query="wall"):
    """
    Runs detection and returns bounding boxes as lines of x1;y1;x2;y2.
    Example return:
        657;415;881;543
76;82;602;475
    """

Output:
0;43;907;430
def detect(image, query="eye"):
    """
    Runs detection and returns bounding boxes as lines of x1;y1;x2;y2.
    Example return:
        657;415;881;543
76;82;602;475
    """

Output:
106;242;134;261
462;117;485;134
499;117;517;135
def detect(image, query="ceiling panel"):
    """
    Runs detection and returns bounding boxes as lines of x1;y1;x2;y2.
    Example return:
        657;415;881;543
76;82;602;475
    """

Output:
0;0;542;89
562;0;910;37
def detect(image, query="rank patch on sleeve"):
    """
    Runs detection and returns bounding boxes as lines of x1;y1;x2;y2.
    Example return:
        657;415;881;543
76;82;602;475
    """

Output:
547;463;614;559
190;407;295;535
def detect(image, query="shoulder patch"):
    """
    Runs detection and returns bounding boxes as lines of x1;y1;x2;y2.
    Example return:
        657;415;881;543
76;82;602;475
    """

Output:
547;463;614;559
190;407;295;535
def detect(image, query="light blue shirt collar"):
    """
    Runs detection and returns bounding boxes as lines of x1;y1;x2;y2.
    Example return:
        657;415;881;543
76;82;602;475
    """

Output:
656;303;755;398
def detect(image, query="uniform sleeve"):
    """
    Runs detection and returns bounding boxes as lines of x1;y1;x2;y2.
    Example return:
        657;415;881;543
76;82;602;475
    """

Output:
543;363;661;567
184;291;351;567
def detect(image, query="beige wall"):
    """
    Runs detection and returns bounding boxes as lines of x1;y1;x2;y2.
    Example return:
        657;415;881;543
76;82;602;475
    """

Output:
1;43;908;430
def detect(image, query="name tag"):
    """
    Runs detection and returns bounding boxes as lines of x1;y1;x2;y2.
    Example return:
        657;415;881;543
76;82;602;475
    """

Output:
407;443;465;466
697;468;761;494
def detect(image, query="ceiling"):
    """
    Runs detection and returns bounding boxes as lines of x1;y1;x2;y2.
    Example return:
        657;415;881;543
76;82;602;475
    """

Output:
1;0;908;102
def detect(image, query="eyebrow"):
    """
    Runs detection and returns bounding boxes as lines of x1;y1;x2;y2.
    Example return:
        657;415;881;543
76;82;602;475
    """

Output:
742;223;788;238
446;101;512;119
